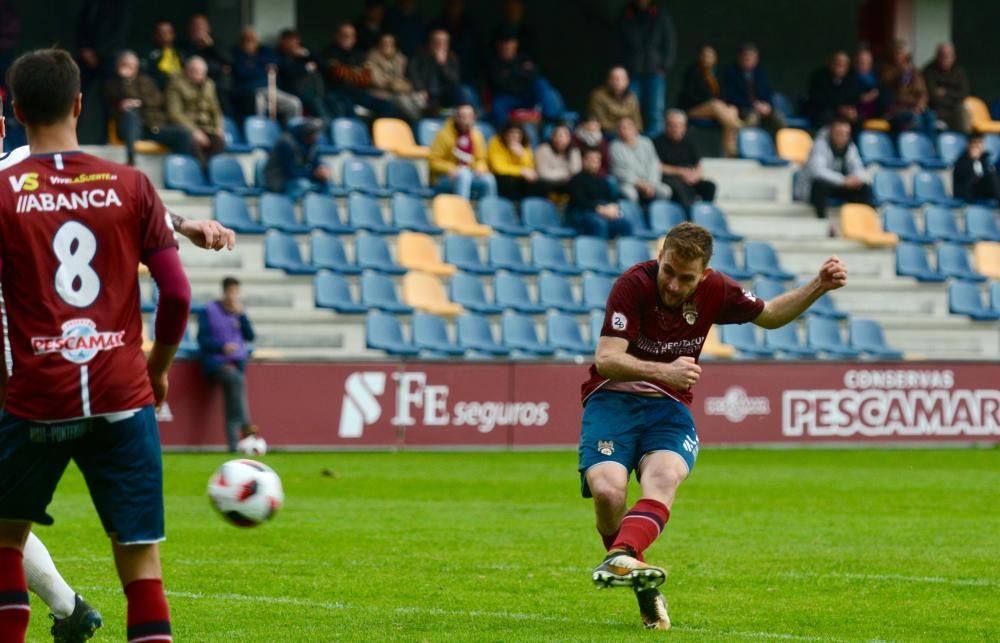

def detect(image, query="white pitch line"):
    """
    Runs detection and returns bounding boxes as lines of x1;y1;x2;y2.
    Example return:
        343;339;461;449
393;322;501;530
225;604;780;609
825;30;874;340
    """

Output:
783;572;999;588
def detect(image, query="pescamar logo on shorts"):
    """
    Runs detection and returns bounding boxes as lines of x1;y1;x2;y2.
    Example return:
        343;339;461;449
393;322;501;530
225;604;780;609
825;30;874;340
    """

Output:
597;440;615;456
611;312;627;331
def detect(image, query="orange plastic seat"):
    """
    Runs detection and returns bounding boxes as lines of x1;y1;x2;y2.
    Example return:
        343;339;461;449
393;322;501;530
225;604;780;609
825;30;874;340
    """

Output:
840;203;899;247
373;118;430;158
964;96;1000;134
775;128;812;165
973;241;1000;279
402;271;463;316
397;231;457;276
432;194;492;237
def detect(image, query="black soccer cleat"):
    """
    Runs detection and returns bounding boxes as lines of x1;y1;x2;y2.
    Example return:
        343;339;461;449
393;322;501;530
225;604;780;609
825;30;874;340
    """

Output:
635;586;671;630
50;593;103;643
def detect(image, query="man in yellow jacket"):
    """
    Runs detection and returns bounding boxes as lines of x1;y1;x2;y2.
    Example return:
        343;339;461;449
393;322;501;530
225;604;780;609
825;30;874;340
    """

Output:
429;103;497;200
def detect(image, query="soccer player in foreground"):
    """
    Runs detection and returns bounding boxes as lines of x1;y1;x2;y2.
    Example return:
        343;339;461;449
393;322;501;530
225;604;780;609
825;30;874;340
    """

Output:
580;223;847;629
0;49;192;642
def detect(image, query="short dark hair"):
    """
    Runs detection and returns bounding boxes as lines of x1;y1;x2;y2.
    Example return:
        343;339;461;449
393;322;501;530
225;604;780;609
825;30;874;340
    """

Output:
968;132;984;144
662;222;714;266
222;277;241;290
8;49;80;126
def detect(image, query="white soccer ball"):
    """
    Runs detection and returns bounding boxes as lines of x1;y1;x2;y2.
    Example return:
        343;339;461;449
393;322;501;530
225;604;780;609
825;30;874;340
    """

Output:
207;459;284;527
237;435;268;456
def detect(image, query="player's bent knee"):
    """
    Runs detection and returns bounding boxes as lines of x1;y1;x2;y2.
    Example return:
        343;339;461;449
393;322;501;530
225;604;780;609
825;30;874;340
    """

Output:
586;465;628;507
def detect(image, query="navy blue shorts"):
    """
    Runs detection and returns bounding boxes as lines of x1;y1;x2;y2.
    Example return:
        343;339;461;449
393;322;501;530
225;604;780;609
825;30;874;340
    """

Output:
0;406;165;544
578;390;699;498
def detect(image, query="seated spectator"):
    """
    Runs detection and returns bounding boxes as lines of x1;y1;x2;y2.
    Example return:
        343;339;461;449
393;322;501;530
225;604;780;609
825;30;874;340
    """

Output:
165;56;226;167
610;116;671;203
881;41;935;137
806;51;861;128
143;20;183;89
276;29;329;121
407;29;476;114
853;45;881;121
429;103;497;199
386;0;427;57
179;14;234;115
794;117;874;219
588;66;642;135
572;115;611;176
678;44;742;157
105;50;193;165
488;123;550;201
723;43;785;134
430;0;482;85
953;133;1000;202
232;26;303;123
535;124;581;194
568;148;633;239
323;22;397;119
355;0;387;52
487;31;563;126
263;117;333;198
653;110;716;214
366;32;425;122
923;43;970;134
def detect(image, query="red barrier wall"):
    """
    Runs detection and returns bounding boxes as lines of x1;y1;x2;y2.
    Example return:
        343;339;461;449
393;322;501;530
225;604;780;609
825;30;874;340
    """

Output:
160;360;1000;448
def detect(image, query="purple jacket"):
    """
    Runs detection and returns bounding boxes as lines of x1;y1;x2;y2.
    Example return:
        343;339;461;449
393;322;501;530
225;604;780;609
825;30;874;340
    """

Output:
197;300;255;373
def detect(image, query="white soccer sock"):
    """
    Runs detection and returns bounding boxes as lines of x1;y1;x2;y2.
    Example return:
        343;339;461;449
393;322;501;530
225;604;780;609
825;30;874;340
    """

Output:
24;532;77;618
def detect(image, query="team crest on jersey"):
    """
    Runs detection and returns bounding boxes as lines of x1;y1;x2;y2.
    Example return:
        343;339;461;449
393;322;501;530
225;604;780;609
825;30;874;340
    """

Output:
611;312;627;331
682;302;698;325
597;440;615;456
32;319;126;364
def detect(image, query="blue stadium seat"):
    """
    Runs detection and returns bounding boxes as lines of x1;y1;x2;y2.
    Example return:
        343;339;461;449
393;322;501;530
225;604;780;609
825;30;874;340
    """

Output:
140;281;157;313
264;231;316;275
416;118;444;146
648;200;686;234
531;236;583;275
386;159;433;198
479;196;530;236
495;272;546;314
806;317;861;358
849;319;903;359
456;313;510;355
450;273;503;315
873;171;921;207
937;243;986;282
965;205;1000;242
710;241;754;280
924;206;976;244
176;326;200;358
990;281;1000;313
522;197;575;237
243;116;281;150
222;116;254;154
412;313;464;356
392;194;443;235
895;243;946;282
582;274;614;311
348;194;396;234
574;236;620;276
314;271;367;313
538;273;589;314
310;233;361;274
720;324;773;358
356;234;407;275
254;157;267;188
501;311;555;356
213;192;265;233
985;134;1000;162
898;132;948;170
331;118;383;156
164;154;218;196
342;158;391;198
208;156;261;196
913;172;963;208
617;237;653;270
772;91;811;129
858;131;909;168
937;131;968;165
751;277;786;301
589;310;605;344
488;235;539;274
366;311;419;356
738;127;789;166
303;193;354;234
618;199;660;240
260;193;311;233
443;234;492;274
546;312;594;355
807;289;848;320
883;206;933;243
477;121;497;142
744;241;795;280
763;324;818;358
691;203;744;242
948;281;1000;320
360;272;414;314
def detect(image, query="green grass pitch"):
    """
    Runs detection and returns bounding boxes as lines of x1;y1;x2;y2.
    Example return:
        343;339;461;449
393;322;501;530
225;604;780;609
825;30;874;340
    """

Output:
27;448;998;641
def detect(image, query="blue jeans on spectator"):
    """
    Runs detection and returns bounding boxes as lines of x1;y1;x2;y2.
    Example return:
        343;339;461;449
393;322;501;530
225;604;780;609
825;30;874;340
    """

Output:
491;77;565;126
435;168;498;200
630;73;667;136
570;208;634;239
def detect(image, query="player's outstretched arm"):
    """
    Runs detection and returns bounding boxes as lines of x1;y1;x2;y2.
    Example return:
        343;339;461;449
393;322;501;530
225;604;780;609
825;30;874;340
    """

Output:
145;247;192;408
595;336;702;391
752;255;848;329
170;212;236;251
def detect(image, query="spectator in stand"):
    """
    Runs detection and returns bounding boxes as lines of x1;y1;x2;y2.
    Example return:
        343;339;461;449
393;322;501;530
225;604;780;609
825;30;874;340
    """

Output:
366;32;425;122
179;14;234;116
386;0;426;57
488;123;551;201
881;41;935;137
276;29;329;122
589;66;643;135
678;44;743;157
618;0;675;136
430;0;481;84
854;45;881;121
806;51;861;128
165;56;225;168
408;29;476;114
653;110;716;214
488;31;564;126
429;103;497;199
143;20;183;90
105;50;193;165
263;117;333;198
76;0;134;142
953;133;1000;202
723;42;786;134
794;117;874;220
323;22;398;119
535;124;582;195
355;0;388;53
492;0;539;61
611;116;671;204
573;115;611;177
232;26;303;123
568;148;634;239
923;43;970;134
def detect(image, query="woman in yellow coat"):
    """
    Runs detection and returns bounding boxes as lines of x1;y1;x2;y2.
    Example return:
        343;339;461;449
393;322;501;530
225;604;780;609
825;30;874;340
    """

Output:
487;123;552;201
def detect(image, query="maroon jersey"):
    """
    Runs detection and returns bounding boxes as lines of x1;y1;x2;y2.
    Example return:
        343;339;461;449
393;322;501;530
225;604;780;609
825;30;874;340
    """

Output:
0;152;177;420
581;260;765;406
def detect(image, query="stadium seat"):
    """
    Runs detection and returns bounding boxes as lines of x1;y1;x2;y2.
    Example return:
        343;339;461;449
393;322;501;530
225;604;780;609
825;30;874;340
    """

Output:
589;310;605;345
720;324;773;358
738;127;789;166
402;271;463;316
314;271;366;313
411;313;464;356
772;91;810;129
392;194;443;235
488;235;539;274
972;241;1000;280
264;231;316;275
964;96;1000;134
531;236;583;275
222;116;254;154
260;193;311;233
213;192;265;233
254;157;267;188
913;172;963;208
965;206;1000;242
898;132;948;170
342;158;391;198
751;277;786;301
775;128;812;165
925;206;976;244
858;131;909;168
360;272;414;314
895;243;946;282
478;121;497;142
366;311;420;356
331;118;383;156
398;231;457;276
522;197;576;237
163;154;218;196
386;159;433;198
348;194;396;234
710;241;754;280
356;234;407;275
443;234;492;275
310;233;360;274
618;236;653;270
873;171;921;207
538;273;589;314
574;236;620;276
849;319;904;359
372;118;429;158
303;193;353;234
546;312;594;355
702;325;736;359
416;118;444;147
840;203;899;247
861;118;891;133
618;200;661;240
313;129;341;156
456;313;510;356
763;324;818;358
582;274;613;311
209;156;261;196
648;200;686;234
450;273;503;315
990;281;1000;313
501;311;555;356
494;272;546;314
691;203;744;242
948;281;1000;320
985;134;1000;162
243;116;281;150
432;194;492;237
883;206;933;244
806;317;861;358
744;241;795;280
805;286;848;320
937;131;968;165
479;196;530;236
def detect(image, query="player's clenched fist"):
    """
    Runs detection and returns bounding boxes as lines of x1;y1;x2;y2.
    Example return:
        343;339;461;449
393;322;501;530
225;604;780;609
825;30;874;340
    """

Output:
662;355;701;391
818;255;848;291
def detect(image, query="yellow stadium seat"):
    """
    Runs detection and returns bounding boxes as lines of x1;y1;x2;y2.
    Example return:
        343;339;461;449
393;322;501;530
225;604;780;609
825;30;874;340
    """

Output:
964;96;1000;134
775;128;812;165
862;118;891;132
397;231;457;276
973;241;1000;279
372;118;430;158
432;194;492;237
402;271;463;316
107;120;170;154
840;203;899;247
702;325;736;359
